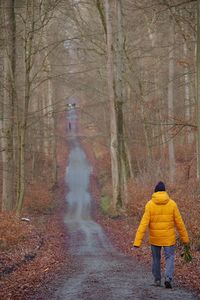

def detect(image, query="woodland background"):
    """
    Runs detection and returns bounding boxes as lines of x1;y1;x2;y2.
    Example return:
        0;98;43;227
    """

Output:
0;0;200;298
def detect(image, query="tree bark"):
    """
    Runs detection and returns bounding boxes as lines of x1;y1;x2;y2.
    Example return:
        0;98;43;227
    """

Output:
42;23;57;185
1;0;15;211
104;0;120;213
16;0;34;214
197;0;200;179
168;19;176;183
115;0;131;209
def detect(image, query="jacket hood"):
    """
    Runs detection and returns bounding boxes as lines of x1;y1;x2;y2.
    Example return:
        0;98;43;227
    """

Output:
151;191;170;205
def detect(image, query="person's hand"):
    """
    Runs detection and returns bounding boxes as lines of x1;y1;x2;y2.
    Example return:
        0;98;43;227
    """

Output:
184;242;190;246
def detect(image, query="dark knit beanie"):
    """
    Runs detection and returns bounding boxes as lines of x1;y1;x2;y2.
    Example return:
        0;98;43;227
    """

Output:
154;181;165;192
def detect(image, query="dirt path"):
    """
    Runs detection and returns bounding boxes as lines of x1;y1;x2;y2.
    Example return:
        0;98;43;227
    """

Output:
52;109;197;300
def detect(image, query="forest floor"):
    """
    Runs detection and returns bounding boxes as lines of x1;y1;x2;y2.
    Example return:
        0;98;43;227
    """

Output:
0;114;75;299
0;183;75;299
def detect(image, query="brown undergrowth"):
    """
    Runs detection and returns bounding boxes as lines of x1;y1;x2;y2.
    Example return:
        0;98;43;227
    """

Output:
0;113;73;300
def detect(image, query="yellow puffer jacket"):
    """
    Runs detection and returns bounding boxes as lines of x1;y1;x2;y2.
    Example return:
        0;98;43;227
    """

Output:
133;191;189;247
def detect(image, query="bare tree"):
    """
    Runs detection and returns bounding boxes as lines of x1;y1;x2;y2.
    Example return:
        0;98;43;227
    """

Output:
104;0;120;213
197;0;200;179
1;0;16;211
167;15;176;183
115;0;131;208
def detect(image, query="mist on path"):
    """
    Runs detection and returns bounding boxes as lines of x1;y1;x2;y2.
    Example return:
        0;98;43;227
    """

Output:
54;108;197;300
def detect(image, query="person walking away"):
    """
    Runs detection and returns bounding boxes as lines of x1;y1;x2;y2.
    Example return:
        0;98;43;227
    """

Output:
132;181;189;288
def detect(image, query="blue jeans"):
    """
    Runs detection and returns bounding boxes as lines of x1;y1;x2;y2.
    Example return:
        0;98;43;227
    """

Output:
151;245;175;281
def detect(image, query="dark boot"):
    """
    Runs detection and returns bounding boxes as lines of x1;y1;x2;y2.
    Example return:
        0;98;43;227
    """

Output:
164;279;172;289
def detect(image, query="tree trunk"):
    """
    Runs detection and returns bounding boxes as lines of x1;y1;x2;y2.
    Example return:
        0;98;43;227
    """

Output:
16;125;25;214
1;0;15;211
115;0;131;209
168;20;176;183
16;0;34;214
44;35;57;184
138;77;153;163
183;41;193;144
104;0;120;213
197;0;200;179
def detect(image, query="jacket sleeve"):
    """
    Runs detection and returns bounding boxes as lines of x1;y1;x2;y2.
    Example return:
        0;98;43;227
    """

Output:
174;203;189;244
133;203;150;247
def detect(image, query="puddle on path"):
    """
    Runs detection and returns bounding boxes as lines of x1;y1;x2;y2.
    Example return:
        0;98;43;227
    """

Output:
54;109;197;300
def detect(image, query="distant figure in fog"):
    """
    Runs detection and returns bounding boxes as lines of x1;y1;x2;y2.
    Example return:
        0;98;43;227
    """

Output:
132;181;189;289
69;121;71;131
